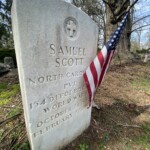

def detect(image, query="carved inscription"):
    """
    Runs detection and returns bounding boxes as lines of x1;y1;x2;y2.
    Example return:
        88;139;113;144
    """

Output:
32;102;86;138
28;71;84;85
27;41;89;140
49;44;86;67
64;81;77;89
29;84;88;138
33;113;72;138
29;85;86;111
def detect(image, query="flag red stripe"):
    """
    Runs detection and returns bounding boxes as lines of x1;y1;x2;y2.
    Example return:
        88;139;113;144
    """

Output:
98;51;111;86
90;62;98;88
83;72;92;105
110;50;115;62
97;50;105;67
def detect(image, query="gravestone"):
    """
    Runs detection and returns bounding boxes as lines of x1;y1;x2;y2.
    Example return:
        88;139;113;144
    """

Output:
12;0;98;149
0;63;10;76
4;57;15;69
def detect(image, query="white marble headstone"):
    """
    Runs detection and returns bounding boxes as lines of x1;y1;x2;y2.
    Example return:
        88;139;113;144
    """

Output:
12;0;98;149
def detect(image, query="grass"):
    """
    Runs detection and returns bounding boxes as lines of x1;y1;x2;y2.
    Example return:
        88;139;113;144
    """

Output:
6;107;22;117
122;125;150;150
132;134;150;149
0;81;24;150
99;133;110;150
18;141;30;150
0;83;20;106
77;143;88;150
131;78;150;93
0;83;7;91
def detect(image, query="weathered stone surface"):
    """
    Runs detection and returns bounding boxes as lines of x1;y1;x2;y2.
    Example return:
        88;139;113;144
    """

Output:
4;57;15;69
12;0;98;149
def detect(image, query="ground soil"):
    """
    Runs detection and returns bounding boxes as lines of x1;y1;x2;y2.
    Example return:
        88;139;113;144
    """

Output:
64;62;150;150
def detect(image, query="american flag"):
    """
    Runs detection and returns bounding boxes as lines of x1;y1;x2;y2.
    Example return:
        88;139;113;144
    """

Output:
83;12;129;106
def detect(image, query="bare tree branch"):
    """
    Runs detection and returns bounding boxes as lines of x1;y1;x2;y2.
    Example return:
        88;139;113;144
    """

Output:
133;15;150;25
112;0;139;24
131;24;150;33
115;0;130;16
130;0;139;10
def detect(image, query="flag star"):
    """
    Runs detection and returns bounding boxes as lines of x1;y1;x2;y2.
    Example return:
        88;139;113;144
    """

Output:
116;31;119;34
113;35;117;38
111;39;114;42
109;43;112;46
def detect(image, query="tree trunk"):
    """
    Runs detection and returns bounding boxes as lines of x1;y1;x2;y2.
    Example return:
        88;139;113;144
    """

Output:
118;12;131;52
105;3;117;43
105;0;131;52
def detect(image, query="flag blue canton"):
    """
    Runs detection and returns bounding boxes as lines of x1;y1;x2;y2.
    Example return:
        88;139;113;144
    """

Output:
106;13;129;51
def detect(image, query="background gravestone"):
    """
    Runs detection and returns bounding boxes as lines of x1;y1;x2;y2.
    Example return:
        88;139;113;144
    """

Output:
12;0;98;149
4;57;15;69
0;63;10;76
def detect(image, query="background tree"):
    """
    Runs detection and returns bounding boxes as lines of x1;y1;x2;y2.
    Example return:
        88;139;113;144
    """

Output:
102;0;139;52
0;0;13;48
130;0;150;51
72;0;106;48
72;0;139;52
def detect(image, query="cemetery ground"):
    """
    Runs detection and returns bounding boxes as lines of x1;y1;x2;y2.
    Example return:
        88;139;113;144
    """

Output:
0;61;150;150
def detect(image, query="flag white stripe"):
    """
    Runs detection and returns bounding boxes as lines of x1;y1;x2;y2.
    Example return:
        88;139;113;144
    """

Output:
86;67;95;100
94;56;102;85
101;51;114;83
101;46;107;61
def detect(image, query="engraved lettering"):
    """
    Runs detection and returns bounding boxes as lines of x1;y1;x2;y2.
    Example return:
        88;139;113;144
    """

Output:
64;81;77;89
29;78;36;84
49;44;86;56
62;58;67;66
55;58;84;67
30;99;46;110
68;58;74;66
49;44;56;55
58;46;64;55
28;74;63;85
43;98;72;113
56;58;60;67
38;77;45;83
